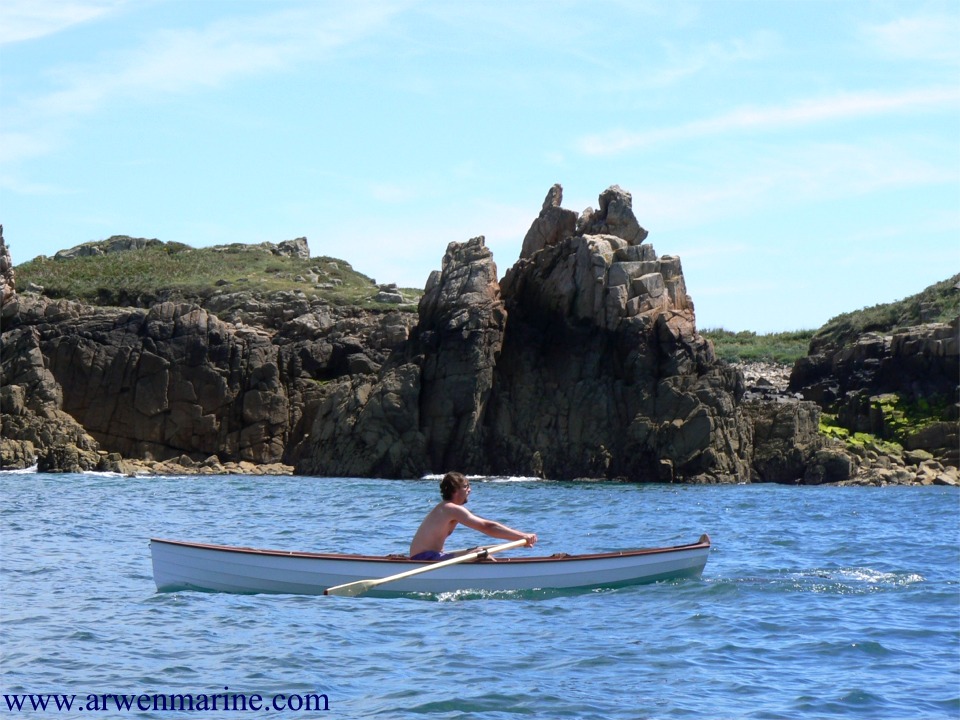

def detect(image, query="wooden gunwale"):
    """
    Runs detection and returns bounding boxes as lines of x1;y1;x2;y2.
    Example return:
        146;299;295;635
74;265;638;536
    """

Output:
149;534;710;563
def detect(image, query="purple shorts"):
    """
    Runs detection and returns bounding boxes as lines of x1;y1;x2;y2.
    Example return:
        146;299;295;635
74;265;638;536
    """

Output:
410;550;452;562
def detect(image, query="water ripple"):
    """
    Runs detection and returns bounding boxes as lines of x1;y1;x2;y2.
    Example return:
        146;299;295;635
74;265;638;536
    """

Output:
1;475;957;719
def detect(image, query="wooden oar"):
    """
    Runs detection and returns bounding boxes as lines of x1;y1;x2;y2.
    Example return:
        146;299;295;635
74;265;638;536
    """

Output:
324;538;528;597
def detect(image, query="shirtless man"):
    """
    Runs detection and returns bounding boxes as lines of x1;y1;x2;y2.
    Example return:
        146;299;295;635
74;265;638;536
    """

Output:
409;472;537;561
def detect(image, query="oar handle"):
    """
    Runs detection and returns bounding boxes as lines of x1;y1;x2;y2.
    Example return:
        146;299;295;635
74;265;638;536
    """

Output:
367;538;526;584
324;538;528;597
404;538;527;575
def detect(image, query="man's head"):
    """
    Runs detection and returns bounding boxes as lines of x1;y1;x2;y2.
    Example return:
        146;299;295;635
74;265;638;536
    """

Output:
440;471;470;502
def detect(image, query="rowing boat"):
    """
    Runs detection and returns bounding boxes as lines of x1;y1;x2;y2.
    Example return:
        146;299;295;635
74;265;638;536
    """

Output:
151;536;711;596
149;534;710;597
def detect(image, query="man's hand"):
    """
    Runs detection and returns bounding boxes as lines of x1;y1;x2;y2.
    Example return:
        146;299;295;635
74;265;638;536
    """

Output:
469;546;497;562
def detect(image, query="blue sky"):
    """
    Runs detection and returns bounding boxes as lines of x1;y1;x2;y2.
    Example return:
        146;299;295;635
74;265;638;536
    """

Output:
1;0;957;333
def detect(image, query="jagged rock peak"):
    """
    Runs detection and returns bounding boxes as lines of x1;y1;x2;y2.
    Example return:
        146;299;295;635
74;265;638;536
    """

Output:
521;184;649;260
420;236;502;327
599;184;631;213
1;225;18;324
1;225;11;291
505;185;690;333
520;185;578;259
541;183;564;211
416;235;506;471
577;185;649;246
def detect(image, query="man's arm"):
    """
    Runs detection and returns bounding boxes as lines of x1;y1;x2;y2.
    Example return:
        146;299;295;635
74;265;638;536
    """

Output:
450;505;537;547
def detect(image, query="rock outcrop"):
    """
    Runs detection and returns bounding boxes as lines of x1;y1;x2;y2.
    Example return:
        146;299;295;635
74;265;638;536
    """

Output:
742;400;830;483
1;228;104;472
418;237;507;470
5;187;950;485
1;225;17;323
1;231;418;472
790;317;959;467
520;184;578;259
54;235;164;260
290;236;507;478
295;185;753;482
487;185;747;481
1;290;419;472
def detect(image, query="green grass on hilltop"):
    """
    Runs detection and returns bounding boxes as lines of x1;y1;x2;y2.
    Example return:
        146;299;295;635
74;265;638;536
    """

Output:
15;240;423;309
703;275;959;364
700;328;815;365
810;274;959;354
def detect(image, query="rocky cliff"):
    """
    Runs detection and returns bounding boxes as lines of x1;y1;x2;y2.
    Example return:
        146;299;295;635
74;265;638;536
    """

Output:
490;185;750;481
293;186;757;482
1;227;417;474
789;312;959;476
3;193;955;485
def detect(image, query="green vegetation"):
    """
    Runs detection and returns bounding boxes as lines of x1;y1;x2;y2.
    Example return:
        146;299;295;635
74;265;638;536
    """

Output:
703;273;958;368
869;392;952;438
820;391;953;453
810;273;959;354
700;328;815;365
818;413;905;455
804;276;959;453
15;238;423;309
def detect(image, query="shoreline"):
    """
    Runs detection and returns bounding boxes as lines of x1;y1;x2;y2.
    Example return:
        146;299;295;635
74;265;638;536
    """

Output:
3;360;954;487
4;461;956;487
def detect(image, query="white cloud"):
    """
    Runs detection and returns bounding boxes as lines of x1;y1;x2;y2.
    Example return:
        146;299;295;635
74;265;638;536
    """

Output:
3;1;409;193
650;30;779;87
369;182;419;204
862;14;960;62
578;87;960;155
29;4;404;115
0;130;59;166
625;138;956;232
0;0;125;44
0;173;69;196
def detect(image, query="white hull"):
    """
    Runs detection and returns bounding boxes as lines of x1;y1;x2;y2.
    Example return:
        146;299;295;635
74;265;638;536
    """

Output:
150;535;710;597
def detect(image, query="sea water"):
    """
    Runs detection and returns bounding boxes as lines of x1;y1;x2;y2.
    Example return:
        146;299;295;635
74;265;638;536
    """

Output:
1;473;957;719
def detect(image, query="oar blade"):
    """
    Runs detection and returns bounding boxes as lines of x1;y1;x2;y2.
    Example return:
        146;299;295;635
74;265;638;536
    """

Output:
324;579;377;597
